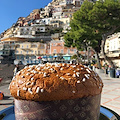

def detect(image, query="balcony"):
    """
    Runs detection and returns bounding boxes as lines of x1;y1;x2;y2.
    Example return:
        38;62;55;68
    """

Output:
106;52;120;58
0;50;10;56
100;51;120;58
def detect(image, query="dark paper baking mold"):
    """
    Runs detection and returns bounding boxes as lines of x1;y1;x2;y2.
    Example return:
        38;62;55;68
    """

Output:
15;94;101;120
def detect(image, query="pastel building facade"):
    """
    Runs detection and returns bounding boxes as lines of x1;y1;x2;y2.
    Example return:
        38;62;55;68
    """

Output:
50;40;77;55
101;32;120;67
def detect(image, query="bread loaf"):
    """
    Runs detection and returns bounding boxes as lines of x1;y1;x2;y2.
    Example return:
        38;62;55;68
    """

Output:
10;63;103;101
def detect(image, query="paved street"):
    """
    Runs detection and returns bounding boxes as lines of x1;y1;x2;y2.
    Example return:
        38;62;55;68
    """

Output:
0;69;120;116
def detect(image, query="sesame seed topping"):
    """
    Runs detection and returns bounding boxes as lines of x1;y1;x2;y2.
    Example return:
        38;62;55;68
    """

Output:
54;63;60;67
76;72;80;77
86;69;91;73
22;72;25;74
41;89;44;93
85;74;89;79
17;90;20;96
12;82;15;85
26;73;30;76
37;67;41;71
30;74;34;77
28;88;33;94
21;76;25;78
23;87;27;91
33;71;38;74
72;65;76;68
100;83;102;86
31;82;35;86
26;82;30;85
31;77;34;80
36;87;40;93
66;73;71;76
62;63;65;66
99;86;101;89
72;74;76;77
50;68;54;71
12;76;15;81
77;80;80;83
72;90;76;93
27;69;32;72
82;78;86;82
67;64;70;67
60;77;65;80
43;73;47;77
16;71;21;75
60;68;64;70
24;66;28;69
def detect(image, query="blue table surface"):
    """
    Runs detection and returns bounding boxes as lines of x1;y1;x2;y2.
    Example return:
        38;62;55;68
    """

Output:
0;105;118;120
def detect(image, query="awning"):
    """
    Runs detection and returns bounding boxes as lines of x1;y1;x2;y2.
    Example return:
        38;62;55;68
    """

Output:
49;56;53;58
53;55;57;58
43;56;47;58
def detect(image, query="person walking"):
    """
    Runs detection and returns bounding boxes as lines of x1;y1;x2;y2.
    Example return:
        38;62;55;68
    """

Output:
104;63;109;76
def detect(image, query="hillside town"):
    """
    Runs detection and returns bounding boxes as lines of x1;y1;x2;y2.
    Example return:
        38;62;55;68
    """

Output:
0;0;120;119
0;0;120;68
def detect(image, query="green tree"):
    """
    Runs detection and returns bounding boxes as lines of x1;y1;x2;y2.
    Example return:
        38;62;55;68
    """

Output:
64;0;120;68
64;0;102;67
90;0;120;68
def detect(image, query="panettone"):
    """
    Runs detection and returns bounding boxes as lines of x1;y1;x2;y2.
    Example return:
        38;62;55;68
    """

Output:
9;63;103;101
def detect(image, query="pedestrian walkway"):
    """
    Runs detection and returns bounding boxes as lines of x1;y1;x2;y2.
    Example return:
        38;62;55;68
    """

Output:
0;70;120;116
98;71;120;115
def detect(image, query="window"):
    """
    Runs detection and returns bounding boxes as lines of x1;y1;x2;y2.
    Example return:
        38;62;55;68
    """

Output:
57;43;61;46
16;45;20;48
38;51;40;54
26;51;29;54
31;45;37;48
16;56;19;59
53;43;56;46
53;49;57;53
74;49;76;53
16;50;19;54
27;45;28;48
37;28;40;31
40;44;44;49
21;51;22;54
68;49;70;54
21;29;24;31
31;50;33;54
60;49;64;53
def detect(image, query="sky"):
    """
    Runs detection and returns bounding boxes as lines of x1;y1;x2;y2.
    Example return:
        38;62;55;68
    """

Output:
0;0;52;34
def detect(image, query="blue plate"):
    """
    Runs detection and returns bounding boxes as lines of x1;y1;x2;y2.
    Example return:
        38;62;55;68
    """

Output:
0;106;15;120
0;106;119;120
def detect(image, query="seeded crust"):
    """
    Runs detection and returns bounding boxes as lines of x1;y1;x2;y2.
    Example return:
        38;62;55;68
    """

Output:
9;63;103;101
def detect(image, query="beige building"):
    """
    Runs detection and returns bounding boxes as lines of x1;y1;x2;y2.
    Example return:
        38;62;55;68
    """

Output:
100;32;120;67
15;42;46;61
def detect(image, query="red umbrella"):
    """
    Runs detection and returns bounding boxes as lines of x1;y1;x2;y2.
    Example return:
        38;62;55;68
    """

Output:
38;56;42;59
